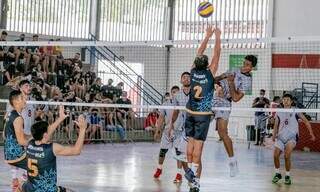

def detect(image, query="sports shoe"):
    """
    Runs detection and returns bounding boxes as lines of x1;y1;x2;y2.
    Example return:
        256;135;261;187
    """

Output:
173;173;182;183
272;173;282;183
153;168;162;179
189;180;200;192
229;160;239;177
284;175;292;185
12;178;19;192
184;168;195;183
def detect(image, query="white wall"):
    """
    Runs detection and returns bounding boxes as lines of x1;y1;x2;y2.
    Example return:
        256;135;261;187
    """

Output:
273;0;320;37
109;46;168;95
271;41;320;91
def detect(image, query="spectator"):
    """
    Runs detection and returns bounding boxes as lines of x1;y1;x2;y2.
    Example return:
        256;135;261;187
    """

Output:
89;77;102;94
87;108;102;142
3;64;16;85
267;96;281;136
101;79;117;100
26;35;41;71
116;91;135;129
0;31;16;68
252;89;270;146
144;109;159;131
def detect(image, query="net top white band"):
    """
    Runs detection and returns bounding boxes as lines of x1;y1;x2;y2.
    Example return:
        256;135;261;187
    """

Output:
1;36;320;46
0;99;318;113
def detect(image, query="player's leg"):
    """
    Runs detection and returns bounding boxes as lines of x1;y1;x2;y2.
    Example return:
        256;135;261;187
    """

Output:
190;115;210;191
272;142;283;183
153;132;170;179
217;118;233;157
216;117;239;177
184;114;197;184
11;166;19;191
284;140;296;185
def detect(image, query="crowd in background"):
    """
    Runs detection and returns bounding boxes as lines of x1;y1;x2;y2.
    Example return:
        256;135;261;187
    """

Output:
0;30;143;142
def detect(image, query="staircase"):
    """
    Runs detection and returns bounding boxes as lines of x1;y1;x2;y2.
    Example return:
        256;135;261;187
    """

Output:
87;34;163;105
293;83;319;120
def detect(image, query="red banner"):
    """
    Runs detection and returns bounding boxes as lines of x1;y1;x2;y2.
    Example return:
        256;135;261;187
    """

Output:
272;54;320;68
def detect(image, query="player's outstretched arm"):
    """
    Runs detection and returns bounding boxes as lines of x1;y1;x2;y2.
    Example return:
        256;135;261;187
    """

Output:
197;26;214;56
299;113;316;141
13;116;28;146
53;115;87;156
47;105;69;140
208;28;221;75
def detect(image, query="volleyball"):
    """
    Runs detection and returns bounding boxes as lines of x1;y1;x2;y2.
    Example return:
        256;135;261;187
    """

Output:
198;2;214;18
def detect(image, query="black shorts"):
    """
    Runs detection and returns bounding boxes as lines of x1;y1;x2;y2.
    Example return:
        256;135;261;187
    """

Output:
185;113;211;141
22;182;67;192
8;156;27;170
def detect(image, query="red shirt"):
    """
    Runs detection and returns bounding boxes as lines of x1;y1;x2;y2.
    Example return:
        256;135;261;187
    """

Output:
144;112;159;128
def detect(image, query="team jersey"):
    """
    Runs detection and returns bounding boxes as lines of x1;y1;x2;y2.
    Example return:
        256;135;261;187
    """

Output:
276;111;301;140
6;96;35;135
187;68;214;114
24;140;58;192
172;89;190;130
4;110;26;162
159;99;174;130
218;69;252;100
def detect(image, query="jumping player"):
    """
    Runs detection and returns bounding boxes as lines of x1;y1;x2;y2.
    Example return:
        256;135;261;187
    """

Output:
212;54;257;177
272;93;315;185
183;27;225;192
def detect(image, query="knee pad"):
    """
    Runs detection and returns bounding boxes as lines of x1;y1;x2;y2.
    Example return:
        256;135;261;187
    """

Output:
159;149;168;158
175;148;182;156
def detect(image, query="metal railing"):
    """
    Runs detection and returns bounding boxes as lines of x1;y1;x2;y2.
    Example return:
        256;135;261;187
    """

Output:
0;108;157;145
89;33;163;105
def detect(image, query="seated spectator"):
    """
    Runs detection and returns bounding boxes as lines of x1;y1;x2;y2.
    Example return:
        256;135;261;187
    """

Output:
116;91;135;129
87;108;102;142
0;31;16;68
25;34;41;71
106;111;126;141
144;109;159;131
89;77;102;94
3;64;16;85
15;34;28;66
101;79;116;100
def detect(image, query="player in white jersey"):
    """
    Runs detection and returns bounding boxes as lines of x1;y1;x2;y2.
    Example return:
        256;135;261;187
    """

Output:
212;55;257;177
153;85;183;183
170;73;191;160
5;80;35;191
272;94;315;185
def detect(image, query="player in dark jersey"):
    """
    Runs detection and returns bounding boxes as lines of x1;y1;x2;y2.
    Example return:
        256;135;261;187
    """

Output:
4;90;28;169
18;115;87;192
182;27;226;192
4;90;69;191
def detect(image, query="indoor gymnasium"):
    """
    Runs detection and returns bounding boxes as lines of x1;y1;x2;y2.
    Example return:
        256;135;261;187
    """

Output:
0;0;320;192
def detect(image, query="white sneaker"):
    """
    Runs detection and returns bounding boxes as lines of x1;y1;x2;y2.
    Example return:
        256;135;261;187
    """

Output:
229;160;239;177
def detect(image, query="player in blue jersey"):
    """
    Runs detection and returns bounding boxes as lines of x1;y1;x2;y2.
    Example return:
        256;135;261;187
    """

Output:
18;115;87;192
174;27;226;192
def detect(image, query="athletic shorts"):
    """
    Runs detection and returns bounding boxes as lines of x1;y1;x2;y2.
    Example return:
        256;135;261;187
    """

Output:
275;133;299;152
212;97;231;120
22;182;67;192
185;113;211;141
160;129;184;150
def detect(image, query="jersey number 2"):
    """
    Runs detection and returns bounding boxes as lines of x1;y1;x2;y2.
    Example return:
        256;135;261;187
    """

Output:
28;159;39;177
194;86;203;99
